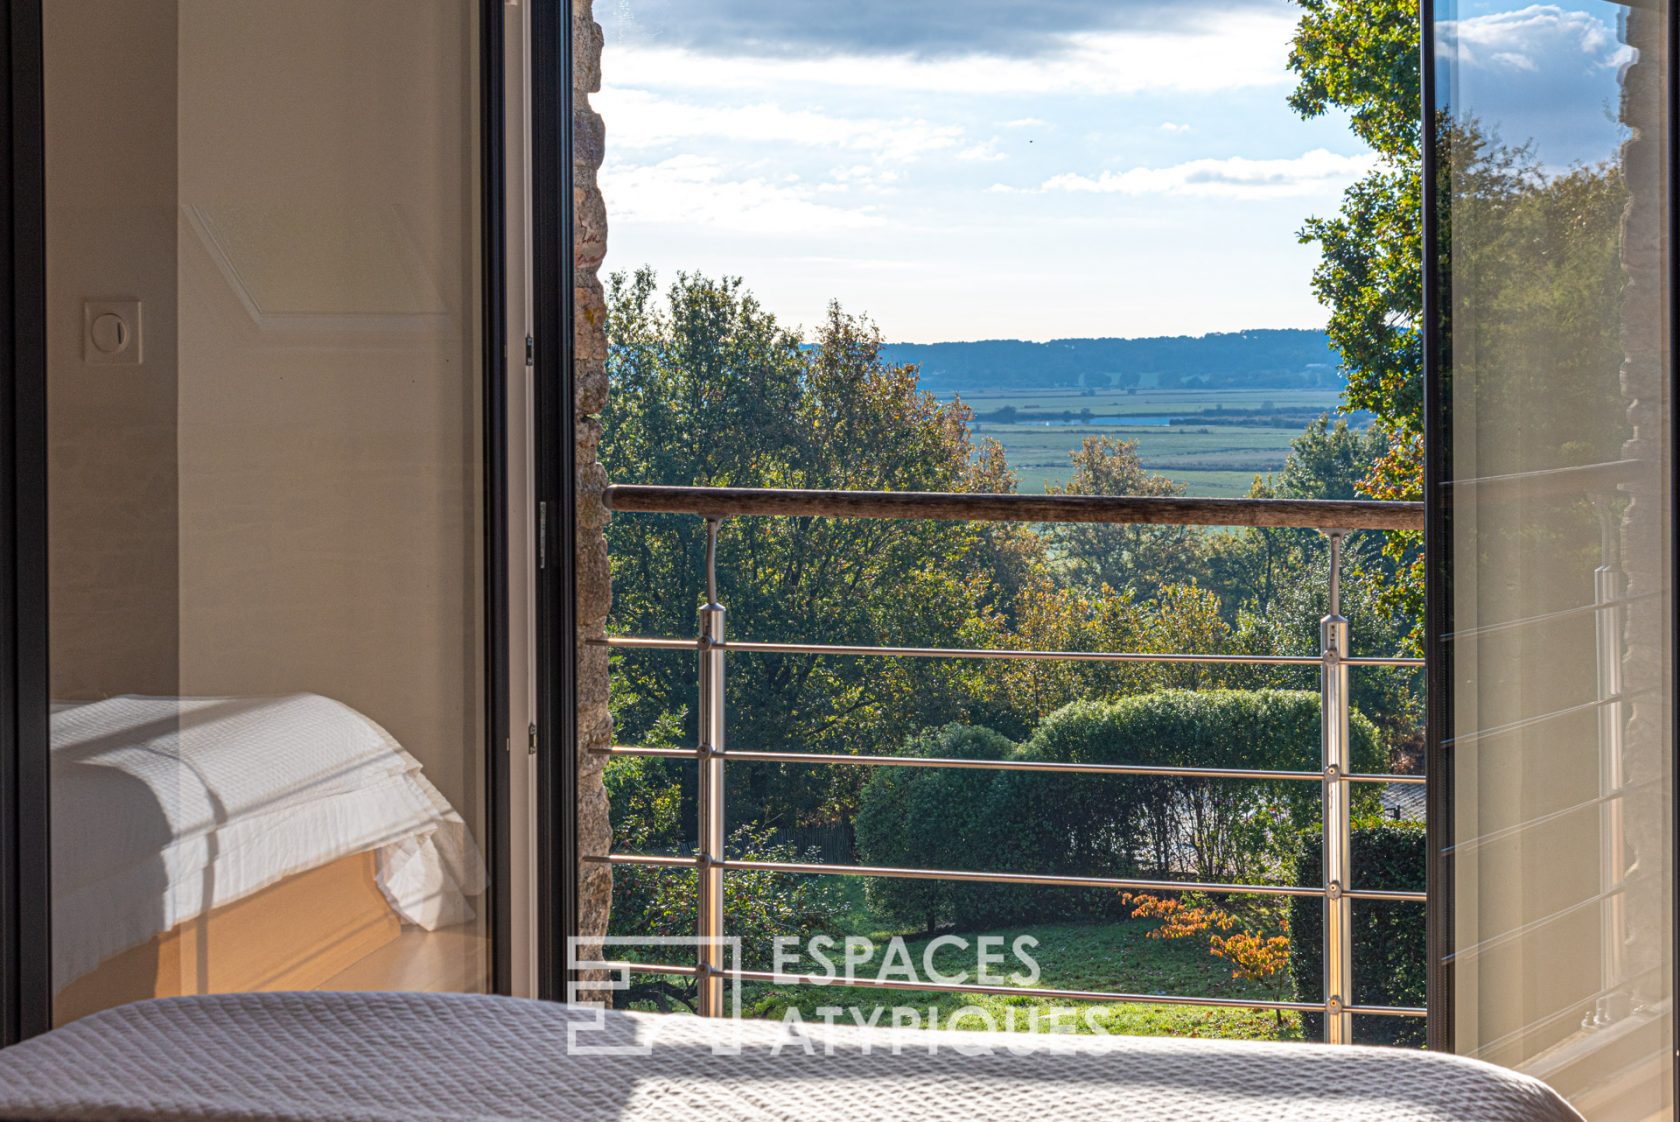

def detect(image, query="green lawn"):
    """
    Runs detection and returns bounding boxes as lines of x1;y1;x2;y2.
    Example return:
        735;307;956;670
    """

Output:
619;895;1304;1043
736;917;1301;1041
954;387;1342;414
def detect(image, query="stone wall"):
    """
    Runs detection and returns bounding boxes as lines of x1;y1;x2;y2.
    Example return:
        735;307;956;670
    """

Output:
572;0;613;958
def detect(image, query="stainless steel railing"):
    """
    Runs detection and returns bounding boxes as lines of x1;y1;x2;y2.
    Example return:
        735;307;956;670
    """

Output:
585;485;1430;1041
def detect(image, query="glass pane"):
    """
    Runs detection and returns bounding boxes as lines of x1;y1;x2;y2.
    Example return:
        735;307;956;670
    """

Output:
44;0;490;1023
579;0;1427;1046
1434;1;1672;1115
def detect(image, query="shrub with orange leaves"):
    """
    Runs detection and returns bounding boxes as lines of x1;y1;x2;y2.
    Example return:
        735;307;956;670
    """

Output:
1123;892;1293;1024
1120;892;1236;939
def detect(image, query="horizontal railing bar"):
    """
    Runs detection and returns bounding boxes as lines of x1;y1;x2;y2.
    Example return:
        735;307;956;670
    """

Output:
595;960;704;978
1441;778;1661;858
594;635;1421;669
597;744;1426;788
1443;591;1661;641
1446;459;1638;503
597;960;1325;1013
1343;888;1429;903
602;745;704;759
590;853;1425;902
592;852;702;869
1441;691;1644;748
731;968;1327;1014
1347;771;1427;785
623;745;1321;781
1443;883;1631;965
597;636;704;651
725;639;1321;665
590;961;1430;1018
605;484;1425;532
587;852;1322;897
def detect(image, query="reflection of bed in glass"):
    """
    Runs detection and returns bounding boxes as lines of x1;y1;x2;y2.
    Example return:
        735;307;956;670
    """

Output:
49;694;485;1023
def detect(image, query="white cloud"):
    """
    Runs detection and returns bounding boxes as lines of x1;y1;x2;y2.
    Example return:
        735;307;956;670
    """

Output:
1440;5;1632;76
601;154;886;233
1160;121;1192;133
1436;5;1635;167
1033;148;1378;199
600;10;1299;97
595;88;964;164
956;139;1007;163
1002;117;1048;129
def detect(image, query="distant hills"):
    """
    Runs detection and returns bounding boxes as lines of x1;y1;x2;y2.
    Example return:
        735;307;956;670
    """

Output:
878;329;1341;394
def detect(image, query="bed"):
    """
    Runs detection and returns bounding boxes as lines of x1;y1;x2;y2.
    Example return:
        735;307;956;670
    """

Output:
0;991;1582;1121
50;694;485;1021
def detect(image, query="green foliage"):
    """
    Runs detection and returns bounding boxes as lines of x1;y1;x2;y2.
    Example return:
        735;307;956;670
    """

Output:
1289;0;1425;640
852;725;1017;933
1272;414;1388;502
1289;821;1426;1046
1290;0;1422;433
602;268;1017;827
1046;435;1205;600
604;754;847;1003
1288;0;1627;650
856;692;1383;932
999;691;1381;884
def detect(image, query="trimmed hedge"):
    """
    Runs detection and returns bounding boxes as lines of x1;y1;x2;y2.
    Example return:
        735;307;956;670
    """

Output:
857;690;1384;932
853;725;1018;933
1289;821;1426;1047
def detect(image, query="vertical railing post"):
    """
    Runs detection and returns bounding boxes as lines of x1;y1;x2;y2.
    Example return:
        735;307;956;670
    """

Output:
1320;529;1354;1044
1591;500;1628;1026
697;517;727;1017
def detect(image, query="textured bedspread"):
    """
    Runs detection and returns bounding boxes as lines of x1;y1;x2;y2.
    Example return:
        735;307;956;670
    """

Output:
0;992;1582;1122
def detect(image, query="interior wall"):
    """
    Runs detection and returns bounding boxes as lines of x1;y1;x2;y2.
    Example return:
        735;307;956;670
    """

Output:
173;0;484;823
44;0;180;701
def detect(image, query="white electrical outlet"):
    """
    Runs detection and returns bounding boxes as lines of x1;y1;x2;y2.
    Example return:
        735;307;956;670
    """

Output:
83;299;142;365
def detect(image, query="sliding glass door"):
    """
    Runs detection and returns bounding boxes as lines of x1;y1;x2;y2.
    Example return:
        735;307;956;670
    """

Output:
42;0;497;1023
1428;1;1673;1117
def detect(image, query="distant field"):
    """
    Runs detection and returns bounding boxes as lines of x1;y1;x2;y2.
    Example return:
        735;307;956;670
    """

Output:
954;387;1351;497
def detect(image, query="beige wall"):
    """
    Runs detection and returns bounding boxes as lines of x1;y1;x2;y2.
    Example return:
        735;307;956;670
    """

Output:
45;0;181;700
47;0;486;829
173;0;484;824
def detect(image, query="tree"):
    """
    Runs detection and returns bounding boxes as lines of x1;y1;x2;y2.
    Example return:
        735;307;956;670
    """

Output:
1288;0;1628;649
1046;435;1204;600
1289;0;1425;640
602;269;1017;830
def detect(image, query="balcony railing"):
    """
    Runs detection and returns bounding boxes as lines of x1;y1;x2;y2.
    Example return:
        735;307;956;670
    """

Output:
585;484;1428;1042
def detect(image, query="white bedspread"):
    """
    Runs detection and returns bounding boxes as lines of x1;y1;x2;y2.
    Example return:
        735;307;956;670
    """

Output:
0;992;1584;1122
50;696;486;990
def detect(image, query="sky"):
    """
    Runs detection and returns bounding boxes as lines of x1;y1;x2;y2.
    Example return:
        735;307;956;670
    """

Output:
592;1;1634;344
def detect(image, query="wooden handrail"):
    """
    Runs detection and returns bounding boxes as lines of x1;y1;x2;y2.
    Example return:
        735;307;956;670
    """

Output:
603;484;1424;531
